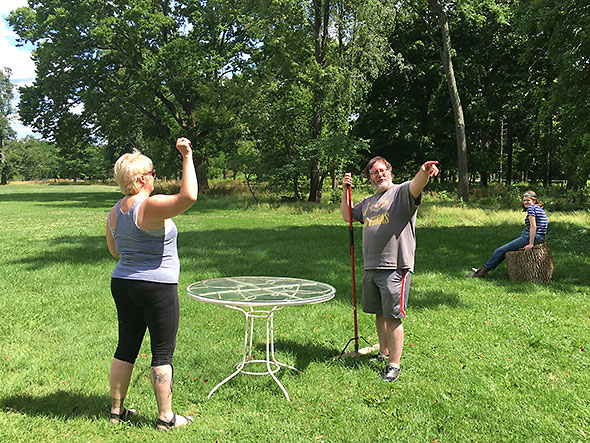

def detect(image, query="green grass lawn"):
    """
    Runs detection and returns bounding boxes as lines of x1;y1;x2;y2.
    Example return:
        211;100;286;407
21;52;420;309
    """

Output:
0;183;588;442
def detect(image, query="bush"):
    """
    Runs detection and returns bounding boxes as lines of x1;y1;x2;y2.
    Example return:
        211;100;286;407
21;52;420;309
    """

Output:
206;180;251;196
459;183;589;211
154;179;181;195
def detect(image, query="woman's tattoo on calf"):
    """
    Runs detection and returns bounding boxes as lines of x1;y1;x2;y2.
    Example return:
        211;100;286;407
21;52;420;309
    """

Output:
151;368;167;385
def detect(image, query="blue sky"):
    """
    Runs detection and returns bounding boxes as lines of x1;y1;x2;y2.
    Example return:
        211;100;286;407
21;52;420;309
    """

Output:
1;1;38;139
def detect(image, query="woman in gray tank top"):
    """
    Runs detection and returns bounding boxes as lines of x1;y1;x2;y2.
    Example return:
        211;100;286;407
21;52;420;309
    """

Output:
106;137;198;431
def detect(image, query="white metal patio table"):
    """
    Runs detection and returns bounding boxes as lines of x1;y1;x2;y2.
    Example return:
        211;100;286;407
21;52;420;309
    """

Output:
187;276;335;401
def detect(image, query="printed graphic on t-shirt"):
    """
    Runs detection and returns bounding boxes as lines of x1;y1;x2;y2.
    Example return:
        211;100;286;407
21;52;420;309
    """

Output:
364;198;391;227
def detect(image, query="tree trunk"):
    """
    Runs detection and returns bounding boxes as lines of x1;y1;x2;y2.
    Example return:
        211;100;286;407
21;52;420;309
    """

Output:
565;166;580;190
499;118;505;184
428;0;469;202
183;131;209;190
480;128;490;186
331;169;337;189
294;175;301;200
0;131;6;185
505;118;513;186
544;117;552;187
308;0;330;203
194;153;209;191
505;243;554;283
307;98;324;202
245;173;258;203
308;155;323;202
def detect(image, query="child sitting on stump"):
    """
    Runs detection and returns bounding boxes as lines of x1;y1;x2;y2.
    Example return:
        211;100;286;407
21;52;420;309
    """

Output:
468;191;548;278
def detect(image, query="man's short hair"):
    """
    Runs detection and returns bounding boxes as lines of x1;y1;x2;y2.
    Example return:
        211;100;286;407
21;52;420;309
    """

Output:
363;156;392;179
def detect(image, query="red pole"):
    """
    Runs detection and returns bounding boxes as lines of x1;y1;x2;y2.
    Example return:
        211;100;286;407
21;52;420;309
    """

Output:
347;185;359;352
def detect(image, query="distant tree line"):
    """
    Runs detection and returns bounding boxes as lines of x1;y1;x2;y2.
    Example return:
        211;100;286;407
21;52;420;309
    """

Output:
1;0;588;199
1;137;108;181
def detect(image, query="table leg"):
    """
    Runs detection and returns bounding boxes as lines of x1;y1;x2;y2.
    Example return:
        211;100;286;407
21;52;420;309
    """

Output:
207;306;252;399
268;309;297;372
207;305;295;401
265;309;291;401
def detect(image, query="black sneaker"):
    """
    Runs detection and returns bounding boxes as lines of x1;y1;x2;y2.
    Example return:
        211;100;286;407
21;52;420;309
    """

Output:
380;364;401;382
368;353;389;363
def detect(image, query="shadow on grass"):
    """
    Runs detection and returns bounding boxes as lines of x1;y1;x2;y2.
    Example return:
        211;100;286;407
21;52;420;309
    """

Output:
7;235;112;269
410;289;463;309
0;390;161;427
195;339;341;382
5;185;589;296
0;390;108;420
179;225;364;306
7;221;589;298
262;339;340;371
0;191;120;209
198;338;362;394
331;351;380;371
417;222;590;288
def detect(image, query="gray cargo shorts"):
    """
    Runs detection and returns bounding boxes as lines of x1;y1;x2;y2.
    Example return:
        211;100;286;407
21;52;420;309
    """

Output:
361;269;412;319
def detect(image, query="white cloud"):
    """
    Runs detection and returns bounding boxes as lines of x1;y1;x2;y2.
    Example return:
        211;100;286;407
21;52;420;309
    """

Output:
0;0;29;14
2;2;39;138
1;6;36;84
11;117;35;138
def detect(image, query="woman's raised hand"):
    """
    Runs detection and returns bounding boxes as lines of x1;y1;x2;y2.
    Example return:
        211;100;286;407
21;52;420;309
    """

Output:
176;137;192;157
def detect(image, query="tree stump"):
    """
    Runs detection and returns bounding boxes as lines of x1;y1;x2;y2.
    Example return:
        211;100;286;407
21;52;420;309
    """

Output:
505;243;554;283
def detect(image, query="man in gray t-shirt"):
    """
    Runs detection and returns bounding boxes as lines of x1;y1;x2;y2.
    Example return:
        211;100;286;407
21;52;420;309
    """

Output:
341;156;439;382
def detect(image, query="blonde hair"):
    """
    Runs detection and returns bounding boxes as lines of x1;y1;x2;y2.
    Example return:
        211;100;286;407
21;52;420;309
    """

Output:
113;149;153;195
522;190;544;210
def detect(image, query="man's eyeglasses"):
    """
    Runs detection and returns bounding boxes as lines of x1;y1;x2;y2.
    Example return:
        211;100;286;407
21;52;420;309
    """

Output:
370;168;388;177
143;169;156;177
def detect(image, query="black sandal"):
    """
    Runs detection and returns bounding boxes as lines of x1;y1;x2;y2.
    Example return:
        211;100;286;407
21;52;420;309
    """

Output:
156;412;194;431
109;407;136;424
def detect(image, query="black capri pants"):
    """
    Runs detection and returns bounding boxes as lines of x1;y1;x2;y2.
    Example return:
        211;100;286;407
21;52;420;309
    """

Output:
111;278;179;367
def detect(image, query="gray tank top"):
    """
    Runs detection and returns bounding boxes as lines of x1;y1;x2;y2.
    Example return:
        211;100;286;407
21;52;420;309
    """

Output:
110;198;180;284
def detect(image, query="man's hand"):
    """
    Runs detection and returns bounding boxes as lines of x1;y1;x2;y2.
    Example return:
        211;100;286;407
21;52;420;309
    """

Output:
341;173;353;222
410;160;439;198
421;161;440;178
523;244;534;252
342;172;353;189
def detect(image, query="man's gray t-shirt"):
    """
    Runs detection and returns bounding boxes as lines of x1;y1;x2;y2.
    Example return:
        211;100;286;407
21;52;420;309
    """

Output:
351;181;420;272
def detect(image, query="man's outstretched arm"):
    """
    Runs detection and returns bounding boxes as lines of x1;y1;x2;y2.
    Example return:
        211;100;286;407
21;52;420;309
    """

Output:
410;161;439;199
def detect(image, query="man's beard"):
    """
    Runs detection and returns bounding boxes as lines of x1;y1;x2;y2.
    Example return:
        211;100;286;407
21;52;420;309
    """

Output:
374;179;392;193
